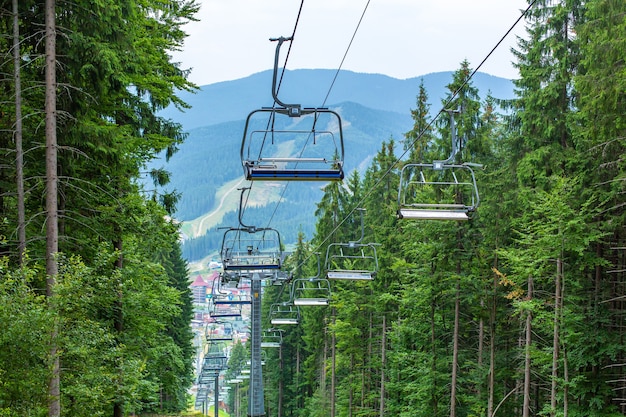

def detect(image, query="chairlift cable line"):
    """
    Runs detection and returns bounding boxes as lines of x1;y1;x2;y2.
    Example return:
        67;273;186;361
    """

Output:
321;0;371;108
290;0;538;271
241;0;304;226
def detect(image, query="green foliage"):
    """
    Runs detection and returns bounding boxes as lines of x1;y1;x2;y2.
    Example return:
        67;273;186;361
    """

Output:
0;0;198;415
277;5;626;414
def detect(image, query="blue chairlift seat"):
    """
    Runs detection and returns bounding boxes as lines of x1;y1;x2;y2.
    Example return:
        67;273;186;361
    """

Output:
241;107;345;181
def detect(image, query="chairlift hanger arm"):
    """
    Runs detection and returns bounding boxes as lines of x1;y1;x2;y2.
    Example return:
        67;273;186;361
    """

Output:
433;109;462;168
270;36;301;116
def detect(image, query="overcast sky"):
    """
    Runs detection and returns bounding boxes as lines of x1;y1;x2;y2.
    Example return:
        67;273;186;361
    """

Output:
173;0;530;87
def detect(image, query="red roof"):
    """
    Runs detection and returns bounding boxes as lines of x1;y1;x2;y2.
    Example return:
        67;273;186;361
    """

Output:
190;275;207;287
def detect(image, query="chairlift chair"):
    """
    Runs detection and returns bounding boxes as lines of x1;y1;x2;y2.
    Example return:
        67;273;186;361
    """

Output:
241;108;345;181
291;277;332;306
261;328;284;348
220;226;282;271
205;321;234;343
290;255;331;305
209;302;242;319
397;109;480;221
202;353;227;372
240;36;345;182
212;278;252;305
325;209;379;280
397;162;480;220
269;302;300;325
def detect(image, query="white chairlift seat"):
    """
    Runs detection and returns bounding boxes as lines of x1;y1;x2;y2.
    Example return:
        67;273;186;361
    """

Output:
397;162;479;221
326;270;375;280
291;277;331;306
269;303;300;325
261;328;283;348
241;107;345;182
325;241;379;281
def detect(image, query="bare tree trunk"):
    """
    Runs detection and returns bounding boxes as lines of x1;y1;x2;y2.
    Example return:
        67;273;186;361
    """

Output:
478;298;484;398
562;345;569;417
450;277;460;417
488;269;497;417
296;341;301;409
12;0;26;265
331;307;336;417
551;259;562;416
44;0;60;416
431;284;438;414
523;276;533;417
380;314;386;417
278;344;283;417
113;239;123;417
349;354;354;417
561;261;568;417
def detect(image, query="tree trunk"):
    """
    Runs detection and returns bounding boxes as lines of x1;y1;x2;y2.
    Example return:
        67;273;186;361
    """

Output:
296;341;301;409
478;298;484;398
44;0;60;415
551;259;562;416
450;277;460;417
278;344;283;417
380;314;386;417
431;284;438;414
523;276;533;417
12;0;26;265
331;307;336;417
349;354;354;417
488;269;497;417
113;239;124;417
561;261;568;417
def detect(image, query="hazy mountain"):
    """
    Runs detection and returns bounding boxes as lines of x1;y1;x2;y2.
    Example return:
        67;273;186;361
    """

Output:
161;69;515;130
155;69;515;261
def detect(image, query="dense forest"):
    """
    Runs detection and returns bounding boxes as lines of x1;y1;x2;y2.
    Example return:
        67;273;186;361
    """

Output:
0;0;198;416
1;0;625;417
232;1;626;417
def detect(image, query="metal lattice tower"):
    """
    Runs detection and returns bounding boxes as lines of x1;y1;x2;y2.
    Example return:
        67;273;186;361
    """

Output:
249;274;265;416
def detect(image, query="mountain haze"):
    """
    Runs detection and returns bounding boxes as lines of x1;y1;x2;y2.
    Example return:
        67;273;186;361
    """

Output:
155;69;515;262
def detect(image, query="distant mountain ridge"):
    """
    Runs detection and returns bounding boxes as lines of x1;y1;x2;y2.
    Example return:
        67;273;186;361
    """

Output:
157;69;515;261
161;69;515;130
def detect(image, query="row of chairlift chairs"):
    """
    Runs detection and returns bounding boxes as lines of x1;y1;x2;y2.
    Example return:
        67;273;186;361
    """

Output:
240;36;480;220
211;33;483;351
198;36;483;409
